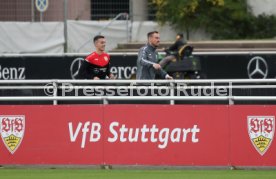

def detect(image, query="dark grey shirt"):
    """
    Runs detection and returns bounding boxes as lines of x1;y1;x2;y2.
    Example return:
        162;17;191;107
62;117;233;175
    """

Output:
136;44;167;79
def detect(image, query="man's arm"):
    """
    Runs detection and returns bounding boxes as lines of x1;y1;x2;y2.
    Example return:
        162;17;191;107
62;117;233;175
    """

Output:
106;63;116;79
138;47;155;68
82;59;99;80
156;68;173;79
168;41;178;52
89;64;98;80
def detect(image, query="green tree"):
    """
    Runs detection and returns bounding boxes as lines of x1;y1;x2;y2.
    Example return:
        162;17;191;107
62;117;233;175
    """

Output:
205;0;251;39
150;0;276;40
150;0;224;39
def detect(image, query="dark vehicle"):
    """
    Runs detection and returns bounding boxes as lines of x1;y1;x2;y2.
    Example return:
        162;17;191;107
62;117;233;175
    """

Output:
161;45;204;79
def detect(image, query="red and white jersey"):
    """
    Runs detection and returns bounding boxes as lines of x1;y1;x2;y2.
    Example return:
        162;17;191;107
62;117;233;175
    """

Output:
85;52;110;67
77;51;111;79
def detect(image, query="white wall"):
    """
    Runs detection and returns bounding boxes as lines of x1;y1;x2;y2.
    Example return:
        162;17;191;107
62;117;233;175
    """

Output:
131;21;211;42
2;0;276;54
1;21;207;53
0;22;64;53
247;0;276;16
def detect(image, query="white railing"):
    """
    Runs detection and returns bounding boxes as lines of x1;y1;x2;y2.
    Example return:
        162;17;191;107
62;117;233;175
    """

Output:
0;79;276;105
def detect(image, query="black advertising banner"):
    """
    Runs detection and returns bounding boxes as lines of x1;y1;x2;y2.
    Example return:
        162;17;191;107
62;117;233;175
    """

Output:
0;53;276;80
199;54;276;79
0;55;138;80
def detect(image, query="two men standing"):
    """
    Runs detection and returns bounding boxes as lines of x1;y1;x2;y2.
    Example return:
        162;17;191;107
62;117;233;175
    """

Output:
78;31;173;80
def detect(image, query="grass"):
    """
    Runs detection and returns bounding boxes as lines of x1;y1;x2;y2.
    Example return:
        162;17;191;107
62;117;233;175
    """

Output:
0;169;275;179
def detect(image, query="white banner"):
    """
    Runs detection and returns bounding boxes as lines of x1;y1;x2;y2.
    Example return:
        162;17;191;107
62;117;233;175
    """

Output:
0;22;64;53
67;20;129;53
0;21;184;54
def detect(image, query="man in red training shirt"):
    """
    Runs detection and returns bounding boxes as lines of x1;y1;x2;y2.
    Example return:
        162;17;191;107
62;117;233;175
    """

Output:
78;35;115;80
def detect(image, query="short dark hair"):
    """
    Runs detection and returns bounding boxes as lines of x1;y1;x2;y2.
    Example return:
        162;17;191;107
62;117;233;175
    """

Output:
177;33;183;38
147;31;159;39
93;35;105;43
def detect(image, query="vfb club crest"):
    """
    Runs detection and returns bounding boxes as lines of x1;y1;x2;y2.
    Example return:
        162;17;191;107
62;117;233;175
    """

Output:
0;116;25;154
248;116;275;156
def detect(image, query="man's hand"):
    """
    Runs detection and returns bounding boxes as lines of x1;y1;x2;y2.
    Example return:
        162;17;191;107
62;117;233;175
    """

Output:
93;76;100;80
165;74;173;80
109;74;116;80
153;63;161;70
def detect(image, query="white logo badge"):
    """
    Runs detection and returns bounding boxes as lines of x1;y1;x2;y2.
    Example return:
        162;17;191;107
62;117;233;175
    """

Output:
247;116;275;156
0;115;25;154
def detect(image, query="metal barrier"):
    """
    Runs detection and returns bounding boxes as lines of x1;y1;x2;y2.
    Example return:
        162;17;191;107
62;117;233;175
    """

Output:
1;79;276;105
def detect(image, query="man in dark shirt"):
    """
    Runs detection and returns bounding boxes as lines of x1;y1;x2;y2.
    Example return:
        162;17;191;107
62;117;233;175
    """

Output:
78;35;115;80
159;33;186;68
136;31;173;80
